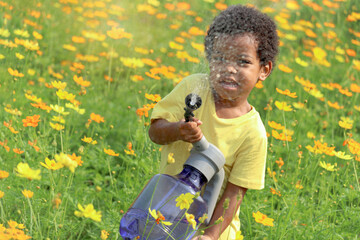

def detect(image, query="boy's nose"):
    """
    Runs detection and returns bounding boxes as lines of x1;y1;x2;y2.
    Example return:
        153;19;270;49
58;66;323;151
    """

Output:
226;64;237;74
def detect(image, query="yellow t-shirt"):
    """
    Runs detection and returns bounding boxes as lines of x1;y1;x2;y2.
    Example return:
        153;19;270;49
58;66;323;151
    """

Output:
150;73;267;239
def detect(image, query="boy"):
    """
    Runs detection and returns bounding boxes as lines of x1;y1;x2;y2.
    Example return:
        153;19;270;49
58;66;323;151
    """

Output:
149;4;279;240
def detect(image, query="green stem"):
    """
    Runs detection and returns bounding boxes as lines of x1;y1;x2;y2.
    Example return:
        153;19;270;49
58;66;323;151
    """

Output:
352;159;360;191
27;197;43;239
0;199;5;222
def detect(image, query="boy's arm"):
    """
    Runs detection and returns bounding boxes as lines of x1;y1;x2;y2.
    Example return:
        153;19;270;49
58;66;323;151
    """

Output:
149;118;203;145
193;182;247;240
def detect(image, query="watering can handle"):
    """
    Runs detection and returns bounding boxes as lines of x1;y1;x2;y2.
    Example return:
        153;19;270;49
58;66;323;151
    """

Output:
202;168;225;225
192;135;209;152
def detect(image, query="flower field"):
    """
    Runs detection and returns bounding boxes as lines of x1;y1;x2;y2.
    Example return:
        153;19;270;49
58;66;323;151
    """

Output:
0;0;359;239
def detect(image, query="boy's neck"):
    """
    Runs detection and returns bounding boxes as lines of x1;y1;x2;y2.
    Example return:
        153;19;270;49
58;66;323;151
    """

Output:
213;94;252;119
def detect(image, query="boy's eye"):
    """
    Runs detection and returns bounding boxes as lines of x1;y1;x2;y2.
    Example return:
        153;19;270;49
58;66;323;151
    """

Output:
237;59;250;65
213;56;225;62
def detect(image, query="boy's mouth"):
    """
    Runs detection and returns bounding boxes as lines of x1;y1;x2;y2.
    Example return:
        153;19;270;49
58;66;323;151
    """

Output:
219;78;240;89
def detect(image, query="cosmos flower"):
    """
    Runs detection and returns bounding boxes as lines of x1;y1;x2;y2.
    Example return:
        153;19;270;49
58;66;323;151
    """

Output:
40;158;64;170
74;203;102;222
175;193;195;210
319;161;336;172
185;213;197;230
22;189;34;198
22;115;40;127
0;170;9;179
15;162;41;180
253;211;274;226
148;208;172;226
104;148;119;156
55;153;77;173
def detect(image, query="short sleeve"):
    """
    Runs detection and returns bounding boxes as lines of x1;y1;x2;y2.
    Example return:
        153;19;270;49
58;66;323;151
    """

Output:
150;79;188;122
228;129;267;190
150;74;206;123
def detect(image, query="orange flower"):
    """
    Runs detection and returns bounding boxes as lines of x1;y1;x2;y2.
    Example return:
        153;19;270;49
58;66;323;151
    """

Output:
327;101;344;110
350;83;360;93
22;115;41;127
176;2;191;11
272;130;292;142
145;93;161;102
28;140;40;152
104;148;119;156
124;142;136;156
13;148;24;154
278;64;293;73
22;189;34;198
68;153;83;166
253;211;274;226
3;121;18;134
275;158;284;168
73;75;91;87
0;170;9;179
0;140;10;152
270;187;281;196
346;49;356;57
90;113;105;123
215;2;228;11
188;26;205;36
8;68;24;77
31;102;52;111
268;121;285;130
276;88;297;98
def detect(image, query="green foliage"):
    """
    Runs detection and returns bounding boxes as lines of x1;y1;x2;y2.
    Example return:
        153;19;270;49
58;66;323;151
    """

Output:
0;0;359;239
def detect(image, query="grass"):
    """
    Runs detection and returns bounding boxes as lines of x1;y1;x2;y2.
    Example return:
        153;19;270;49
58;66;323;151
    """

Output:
0;0;359;239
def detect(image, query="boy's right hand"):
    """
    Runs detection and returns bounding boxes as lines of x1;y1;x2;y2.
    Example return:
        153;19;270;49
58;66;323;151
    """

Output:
178;118;203;143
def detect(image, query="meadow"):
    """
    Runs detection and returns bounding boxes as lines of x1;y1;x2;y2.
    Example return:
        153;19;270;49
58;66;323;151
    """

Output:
0;0;359;239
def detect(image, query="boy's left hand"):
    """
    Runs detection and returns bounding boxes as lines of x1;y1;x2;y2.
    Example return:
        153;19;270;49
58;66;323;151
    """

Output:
192;235;213;240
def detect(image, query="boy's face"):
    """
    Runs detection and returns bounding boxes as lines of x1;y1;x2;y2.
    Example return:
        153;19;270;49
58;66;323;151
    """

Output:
209;34;271;103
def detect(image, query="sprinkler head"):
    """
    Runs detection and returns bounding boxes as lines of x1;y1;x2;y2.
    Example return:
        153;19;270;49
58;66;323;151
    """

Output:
184;93;202;122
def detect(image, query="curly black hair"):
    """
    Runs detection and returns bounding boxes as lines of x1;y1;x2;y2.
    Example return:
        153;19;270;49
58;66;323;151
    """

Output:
205;4;279;68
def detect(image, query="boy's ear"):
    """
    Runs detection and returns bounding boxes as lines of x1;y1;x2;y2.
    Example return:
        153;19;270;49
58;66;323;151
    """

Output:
259;61;273;81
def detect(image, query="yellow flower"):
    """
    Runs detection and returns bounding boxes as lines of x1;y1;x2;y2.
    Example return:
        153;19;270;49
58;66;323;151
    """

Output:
55;153;78;173
274;101;293;111
81;136;97;145
65;103;85;114
50;122;65;131
0;190;4;199
41;158;64;170
339;117;353;130
235;230;244;240
334;151;353;160
100;230;109;239
175;193;195;210
22;189;34;198
167;153;175;164
148;208;172;226
74;203;102;222
56;89;76;101
50;104;70;115
185;213;197;230
16;53;25;60
51;81;67;90
252;211;274;226
15;162;41;180
104;148;119;156
319;161;336;172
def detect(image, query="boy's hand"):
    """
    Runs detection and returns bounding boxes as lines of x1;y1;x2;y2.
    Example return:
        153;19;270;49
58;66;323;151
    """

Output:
178;118;203;143
192;235;213;240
